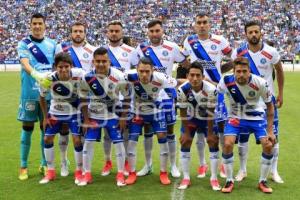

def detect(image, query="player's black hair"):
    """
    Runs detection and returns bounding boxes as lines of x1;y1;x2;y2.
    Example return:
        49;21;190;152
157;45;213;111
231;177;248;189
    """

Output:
196;11;210;19
123;36;131;46
107;20;123;28
54;52;72;67
233;57;250;69
138;57;153;67
147;19;162;29
244;20;261;33
71;21;86;33
188;61;204;74
93;47;108;57
30;13;46;23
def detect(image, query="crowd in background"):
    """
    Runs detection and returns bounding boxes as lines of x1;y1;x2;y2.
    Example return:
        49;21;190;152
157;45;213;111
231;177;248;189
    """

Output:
1;0;299;61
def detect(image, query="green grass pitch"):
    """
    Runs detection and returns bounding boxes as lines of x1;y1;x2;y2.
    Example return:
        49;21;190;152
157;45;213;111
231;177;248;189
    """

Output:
0;72;300;200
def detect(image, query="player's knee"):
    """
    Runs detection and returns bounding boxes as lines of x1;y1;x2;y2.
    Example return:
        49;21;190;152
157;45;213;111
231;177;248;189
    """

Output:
223;140;234;152
263;142;273;154
72;135;82;147
22;125;34;132
167;125;174;134
181;141;192;149
44;136;54;144
207;136;218;148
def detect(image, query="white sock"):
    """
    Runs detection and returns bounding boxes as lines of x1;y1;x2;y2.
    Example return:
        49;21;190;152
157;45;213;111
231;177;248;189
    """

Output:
196;133;206;166
160;142;169;172
114;142;125;173
271;143;279;174
180;151;191;180
259;153;273;182
74;146;83;171
144;134;153;167
127;140;137;172
44;144;55;170
82;141;94;173
59;134;69;163
167;134;177;167
209;149;219;180
238;142;249;173
103;131;112;161
222;153;234;182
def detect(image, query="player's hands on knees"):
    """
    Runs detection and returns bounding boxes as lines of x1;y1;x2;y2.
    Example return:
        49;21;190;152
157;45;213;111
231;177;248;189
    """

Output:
180;132;192;146
207;133;217;146
267;133;276;146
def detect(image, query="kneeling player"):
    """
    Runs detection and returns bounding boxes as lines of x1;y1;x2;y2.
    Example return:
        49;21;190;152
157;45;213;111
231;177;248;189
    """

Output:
218;57;275;193
125;57;182;185
39;52;84;184
177;61;221;190
78;47;129;187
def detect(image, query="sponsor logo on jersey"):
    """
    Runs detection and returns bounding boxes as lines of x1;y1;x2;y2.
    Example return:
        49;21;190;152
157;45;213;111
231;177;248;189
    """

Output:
108;83;114;90
122;52;128;57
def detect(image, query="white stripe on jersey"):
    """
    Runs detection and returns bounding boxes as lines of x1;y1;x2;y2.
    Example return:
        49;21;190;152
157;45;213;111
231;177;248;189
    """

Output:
55;42;97;72
80;67;129;120
231;43;280;95
133;40;185;76
126;70;177;114
183;34;232;83
177;80;217;119
108;43;136;72
217;74;272;120
40;68;85;115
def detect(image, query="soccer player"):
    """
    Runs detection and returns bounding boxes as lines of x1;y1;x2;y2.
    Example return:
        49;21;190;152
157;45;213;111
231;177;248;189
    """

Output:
55;21;96;177
78;47;129;187
183;12;232;181
133;19;189;178
124;57;184;185
231;20;284;183
177;61;220;190
101;21;136;177
17;13;56;180
218;57;276;193
39;52;84;184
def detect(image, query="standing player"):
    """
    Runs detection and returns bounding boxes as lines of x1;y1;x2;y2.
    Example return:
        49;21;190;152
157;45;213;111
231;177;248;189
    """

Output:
39;53;84;184
78;47;129;187
134;19;189;178
124;57;183;185
231;21;284;183
177;61;220;190
55;22;96;177
218;57;276;193
183;12;232;181
17;13;56;180
100;21;136;176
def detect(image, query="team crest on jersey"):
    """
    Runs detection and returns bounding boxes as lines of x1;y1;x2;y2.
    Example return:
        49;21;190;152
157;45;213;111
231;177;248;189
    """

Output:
211;44;217;50
248;91;256;97
83;53;89;58
122;52;128;57
145;50;150;56
162;50;168;57
260;58;267;64
152;87;158;92
108;83;114;90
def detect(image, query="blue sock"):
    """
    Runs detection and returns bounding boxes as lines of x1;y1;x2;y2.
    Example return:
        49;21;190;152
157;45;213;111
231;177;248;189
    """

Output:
20;130;33;168
40;130;47;166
